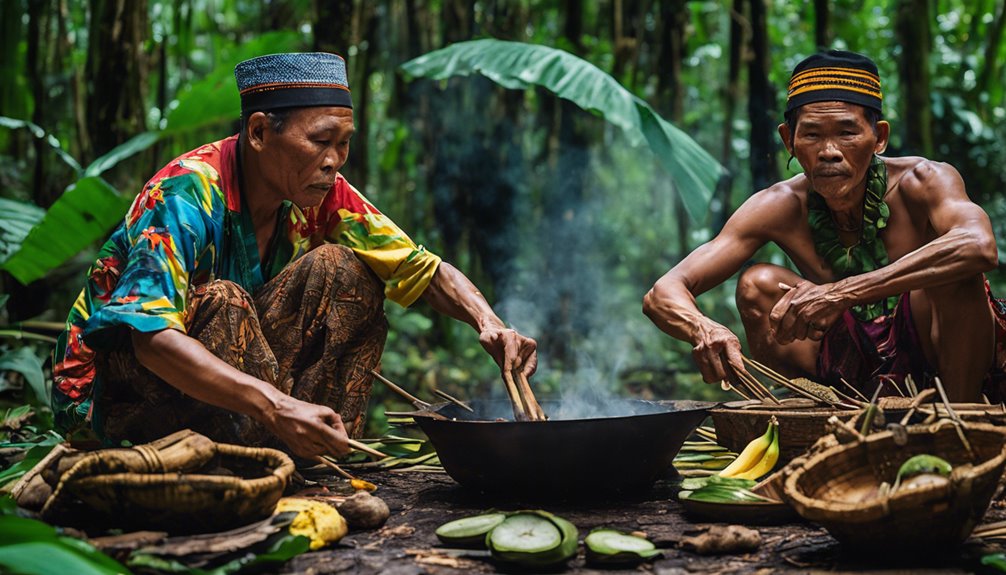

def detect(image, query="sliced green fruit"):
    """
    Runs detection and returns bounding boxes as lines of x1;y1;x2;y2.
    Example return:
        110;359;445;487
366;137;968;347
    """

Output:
584;529;661;566
680;476;757;491
435;513;506;547
487;510;578;567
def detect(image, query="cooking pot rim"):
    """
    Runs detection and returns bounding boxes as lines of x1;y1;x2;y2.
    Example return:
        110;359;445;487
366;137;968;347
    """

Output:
410;398;717;425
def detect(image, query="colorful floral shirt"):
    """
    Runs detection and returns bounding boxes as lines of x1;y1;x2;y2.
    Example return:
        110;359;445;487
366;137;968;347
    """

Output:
51;135;441;432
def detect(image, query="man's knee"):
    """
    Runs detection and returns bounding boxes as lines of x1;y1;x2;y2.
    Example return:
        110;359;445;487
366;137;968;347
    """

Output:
189;280;255;318
306;244;385;313
736;263;788;315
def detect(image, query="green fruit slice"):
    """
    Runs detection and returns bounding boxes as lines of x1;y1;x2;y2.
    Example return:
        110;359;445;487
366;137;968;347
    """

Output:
584;529;660;565
487;511;578;566
435;513;506;547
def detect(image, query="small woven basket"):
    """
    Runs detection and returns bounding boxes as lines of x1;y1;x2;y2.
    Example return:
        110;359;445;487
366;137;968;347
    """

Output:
711;401;849;463
41;430;294;533
780;421;1006;553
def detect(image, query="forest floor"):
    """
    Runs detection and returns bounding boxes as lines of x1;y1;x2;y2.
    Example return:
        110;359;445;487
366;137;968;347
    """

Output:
278;469;1006;575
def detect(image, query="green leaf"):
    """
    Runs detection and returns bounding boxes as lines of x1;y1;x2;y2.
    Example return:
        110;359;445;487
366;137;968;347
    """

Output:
0;516;132;575
1;177;133;285
84;132;162;178
984;553;1006;572
0;116;83;174
0;347;47;404
165;31;304;133
0;197;45;267
400;39;724;221
0;442;59;486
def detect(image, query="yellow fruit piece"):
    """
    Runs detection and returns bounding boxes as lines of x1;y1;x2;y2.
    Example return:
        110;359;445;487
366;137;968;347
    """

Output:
733;424;779;480
276;497;349;550
351;478;378;492
718;417;777;478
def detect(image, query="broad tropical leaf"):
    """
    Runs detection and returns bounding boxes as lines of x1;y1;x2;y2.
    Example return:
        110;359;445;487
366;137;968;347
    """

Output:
83;131;162;178
0;198;45;266
401;39;725;221
0;516;132;575
1;177;132;285
0;347;47;405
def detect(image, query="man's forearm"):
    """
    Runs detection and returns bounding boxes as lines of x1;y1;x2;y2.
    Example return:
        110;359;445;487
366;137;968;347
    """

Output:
831;227;998;307
643;276;718;346
131;328;285;426
421;262;505;333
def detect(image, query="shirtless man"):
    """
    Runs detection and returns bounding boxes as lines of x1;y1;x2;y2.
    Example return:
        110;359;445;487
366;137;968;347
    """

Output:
643;50;1003;402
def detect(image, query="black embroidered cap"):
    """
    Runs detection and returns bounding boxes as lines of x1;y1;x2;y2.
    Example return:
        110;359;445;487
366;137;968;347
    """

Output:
786;50;882;115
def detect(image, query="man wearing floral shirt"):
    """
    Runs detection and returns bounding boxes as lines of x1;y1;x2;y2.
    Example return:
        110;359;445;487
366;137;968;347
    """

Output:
53;52;537;459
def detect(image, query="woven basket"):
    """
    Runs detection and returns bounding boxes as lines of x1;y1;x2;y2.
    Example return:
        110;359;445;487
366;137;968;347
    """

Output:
41;430;294;533
711;400;850;463
780;422;1006;553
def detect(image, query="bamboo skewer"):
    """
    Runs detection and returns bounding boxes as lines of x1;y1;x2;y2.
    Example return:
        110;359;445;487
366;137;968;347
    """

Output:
433;389;475;413
720;379;752;401
514;370;546;420
932;376;974;458
732;367;778;404
316;455;356;480
347;438;389;460
840;378;870;402
369;369;430;409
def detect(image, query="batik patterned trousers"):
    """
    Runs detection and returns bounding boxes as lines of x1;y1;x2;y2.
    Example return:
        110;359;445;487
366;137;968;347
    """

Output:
96;244;388;449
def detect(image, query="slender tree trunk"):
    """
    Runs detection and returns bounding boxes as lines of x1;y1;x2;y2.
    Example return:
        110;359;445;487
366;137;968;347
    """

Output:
895;0;933;157
976;0;1006;112
713;0;745;231
27;0;48;206
813;0;830;49
84;0;148;162
746;0;779;192
661;0;690;259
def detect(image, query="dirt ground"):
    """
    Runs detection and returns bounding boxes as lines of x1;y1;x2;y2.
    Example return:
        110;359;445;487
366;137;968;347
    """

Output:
278;469;1006;575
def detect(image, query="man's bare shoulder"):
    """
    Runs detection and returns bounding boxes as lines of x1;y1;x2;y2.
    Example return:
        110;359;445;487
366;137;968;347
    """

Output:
884;155;964;198
723;174;808;238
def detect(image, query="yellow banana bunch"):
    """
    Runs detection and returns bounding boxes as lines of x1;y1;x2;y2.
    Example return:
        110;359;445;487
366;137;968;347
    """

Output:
717;416;779;480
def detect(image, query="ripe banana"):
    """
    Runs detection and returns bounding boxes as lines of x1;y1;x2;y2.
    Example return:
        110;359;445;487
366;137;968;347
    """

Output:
718;417;778;479
733;424;779;480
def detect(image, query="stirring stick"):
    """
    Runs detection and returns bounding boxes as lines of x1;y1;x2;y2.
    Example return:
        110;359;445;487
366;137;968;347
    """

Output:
733;361;781;404
502;370;529;421
514;370;546;421
433;389;475;413
720;379;752;401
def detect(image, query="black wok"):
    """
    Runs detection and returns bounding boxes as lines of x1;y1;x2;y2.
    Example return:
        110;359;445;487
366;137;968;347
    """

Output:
412;398;713;498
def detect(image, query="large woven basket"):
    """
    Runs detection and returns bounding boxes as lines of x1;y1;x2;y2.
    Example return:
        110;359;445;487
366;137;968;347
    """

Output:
780;422;1006;553
40;430;294;533
711;400;850;463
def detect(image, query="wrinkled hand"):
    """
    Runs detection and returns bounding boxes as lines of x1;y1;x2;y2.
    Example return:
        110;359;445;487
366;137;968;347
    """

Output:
691;321;751;386
479;325;538;377
266;395;350;460
769;281;845;345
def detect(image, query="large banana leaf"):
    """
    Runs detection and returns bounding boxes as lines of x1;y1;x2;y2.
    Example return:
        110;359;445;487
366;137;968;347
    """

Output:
0;198;44;267
401;39;724;221
1;177;132;285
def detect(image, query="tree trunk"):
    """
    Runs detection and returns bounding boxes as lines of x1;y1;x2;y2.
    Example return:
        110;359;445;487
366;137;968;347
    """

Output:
660;0;691;259
27;0;49;206
746;0;779;192
976;0;1006;112
813;0;830;49
84;0;148;162
713;0;745;231
894;0;933;157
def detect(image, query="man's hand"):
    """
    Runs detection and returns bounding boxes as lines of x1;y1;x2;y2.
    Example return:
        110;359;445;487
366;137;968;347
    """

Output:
265;395;350;460
479;326;538;377
691;320;751;386
769;281;846;344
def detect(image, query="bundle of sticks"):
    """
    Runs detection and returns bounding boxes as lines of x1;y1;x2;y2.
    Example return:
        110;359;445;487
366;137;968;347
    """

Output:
722;355;862;410
503;368;546;421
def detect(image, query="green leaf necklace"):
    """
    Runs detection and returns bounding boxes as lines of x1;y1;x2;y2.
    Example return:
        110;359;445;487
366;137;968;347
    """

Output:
807;155;898;321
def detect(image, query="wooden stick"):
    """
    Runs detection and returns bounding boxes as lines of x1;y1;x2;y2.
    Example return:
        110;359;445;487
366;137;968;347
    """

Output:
369;369;430;409
720;379;752;401
433;389;475;413
828;386;866;407
347;438;389;460
316;456;355;480
840;378;870;402
904;373;919;397
732;368;773;402
932;376;974;458
501;370;529;421
514;370;546;421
